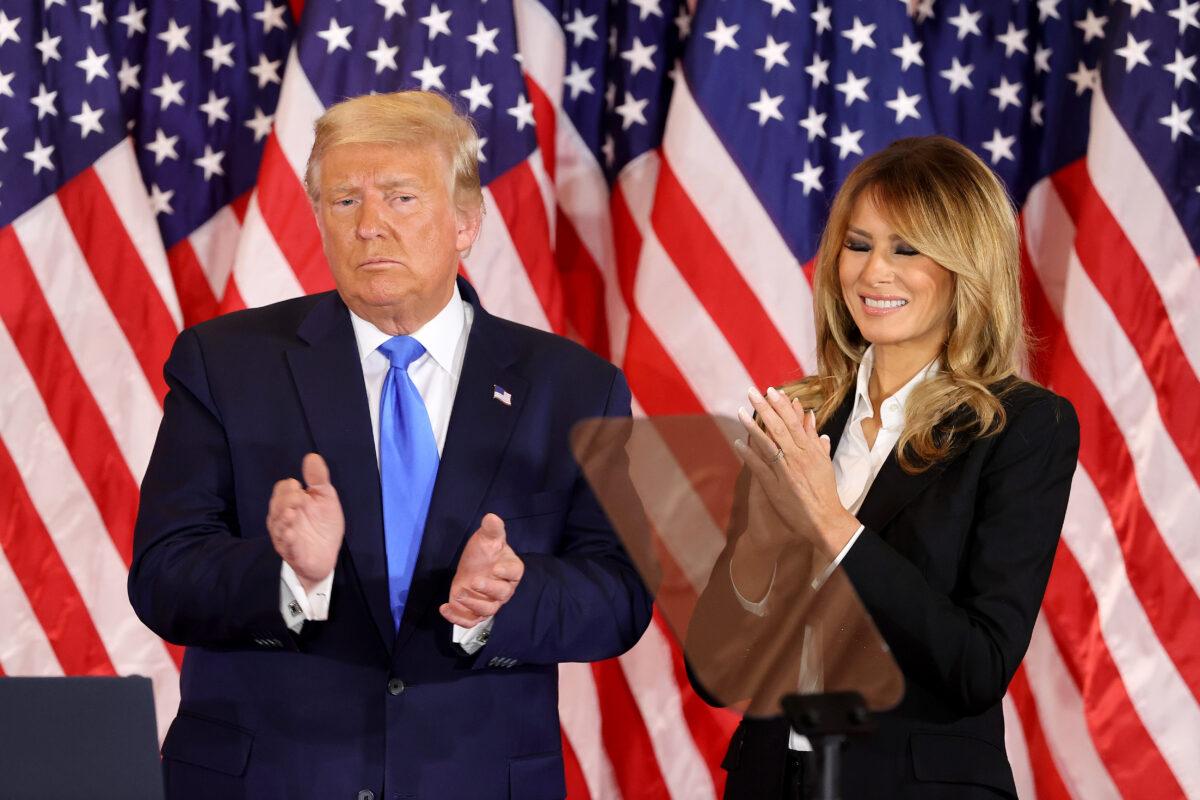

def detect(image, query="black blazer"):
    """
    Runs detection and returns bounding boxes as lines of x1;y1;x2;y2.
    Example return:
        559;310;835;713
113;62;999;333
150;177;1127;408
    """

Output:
693;381;1079;799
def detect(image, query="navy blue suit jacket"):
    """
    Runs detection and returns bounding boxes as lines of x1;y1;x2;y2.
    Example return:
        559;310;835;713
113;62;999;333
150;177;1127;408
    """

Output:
129;278;652;800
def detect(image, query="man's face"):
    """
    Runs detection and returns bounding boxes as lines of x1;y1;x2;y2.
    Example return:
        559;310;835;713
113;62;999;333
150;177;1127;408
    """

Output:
314;141;480;332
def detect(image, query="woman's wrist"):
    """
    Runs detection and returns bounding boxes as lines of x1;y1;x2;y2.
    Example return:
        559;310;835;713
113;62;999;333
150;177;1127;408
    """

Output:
817;509;862;559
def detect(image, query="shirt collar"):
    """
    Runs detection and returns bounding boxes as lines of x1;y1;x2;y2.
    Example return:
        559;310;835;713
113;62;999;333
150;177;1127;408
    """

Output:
347;282;466;373
850;344;940;430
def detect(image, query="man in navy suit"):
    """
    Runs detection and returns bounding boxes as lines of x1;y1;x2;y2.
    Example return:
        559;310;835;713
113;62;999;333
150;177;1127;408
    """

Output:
129;91;652;800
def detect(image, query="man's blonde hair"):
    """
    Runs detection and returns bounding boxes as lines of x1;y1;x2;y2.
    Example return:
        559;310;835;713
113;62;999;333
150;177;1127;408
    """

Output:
304;91;484;213
783;135;1029;472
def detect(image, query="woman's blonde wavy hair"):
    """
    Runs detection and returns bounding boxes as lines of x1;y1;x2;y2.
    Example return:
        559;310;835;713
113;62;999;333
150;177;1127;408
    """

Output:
782;135;1028;473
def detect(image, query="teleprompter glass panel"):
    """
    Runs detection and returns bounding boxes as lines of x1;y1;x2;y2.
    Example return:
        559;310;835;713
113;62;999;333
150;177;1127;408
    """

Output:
570;415;904;718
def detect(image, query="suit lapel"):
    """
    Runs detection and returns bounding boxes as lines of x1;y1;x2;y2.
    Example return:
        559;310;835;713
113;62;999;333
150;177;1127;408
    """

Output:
394;278;529;652
286;293;393;654
820;384;950;536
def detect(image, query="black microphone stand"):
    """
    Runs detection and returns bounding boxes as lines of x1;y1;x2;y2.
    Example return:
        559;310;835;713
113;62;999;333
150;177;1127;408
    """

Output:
779;691;874;800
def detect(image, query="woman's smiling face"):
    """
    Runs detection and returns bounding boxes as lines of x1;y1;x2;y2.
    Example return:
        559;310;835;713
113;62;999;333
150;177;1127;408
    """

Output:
838;192;956;360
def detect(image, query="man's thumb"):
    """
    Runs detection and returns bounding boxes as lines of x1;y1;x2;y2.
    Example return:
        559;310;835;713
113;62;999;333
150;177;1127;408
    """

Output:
302;452;332;490
479;513;507;543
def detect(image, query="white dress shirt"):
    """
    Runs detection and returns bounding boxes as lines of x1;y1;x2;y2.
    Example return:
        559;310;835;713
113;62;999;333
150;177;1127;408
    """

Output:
729;345;939;750
279;284;492;651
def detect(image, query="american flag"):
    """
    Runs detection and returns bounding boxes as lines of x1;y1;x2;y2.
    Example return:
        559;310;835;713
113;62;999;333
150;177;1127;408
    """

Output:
1;0;1197;796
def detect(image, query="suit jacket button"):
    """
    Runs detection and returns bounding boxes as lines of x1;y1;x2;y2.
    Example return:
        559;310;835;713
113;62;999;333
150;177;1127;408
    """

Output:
387;678;405;696
356;791;375;800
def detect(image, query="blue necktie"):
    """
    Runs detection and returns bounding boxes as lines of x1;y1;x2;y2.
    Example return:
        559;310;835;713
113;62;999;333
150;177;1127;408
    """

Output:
377;336;440;631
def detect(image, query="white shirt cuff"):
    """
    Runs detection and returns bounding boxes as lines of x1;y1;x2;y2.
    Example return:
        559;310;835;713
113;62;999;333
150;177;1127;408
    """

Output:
810;524;865;592
452;617;495;654
280;564;334;633
729;551;778;618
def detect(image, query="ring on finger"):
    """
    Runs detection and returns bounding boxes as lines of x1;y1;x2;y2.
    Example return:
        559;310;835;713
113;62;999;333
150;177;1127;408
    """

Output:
770;447;785;464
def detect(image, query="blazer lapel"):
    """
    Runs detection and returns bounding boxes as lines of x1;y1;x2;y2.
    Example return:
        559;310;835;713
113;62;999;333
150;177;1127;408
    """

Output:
820;385;950;536
286;293;393;655
394;278;529;652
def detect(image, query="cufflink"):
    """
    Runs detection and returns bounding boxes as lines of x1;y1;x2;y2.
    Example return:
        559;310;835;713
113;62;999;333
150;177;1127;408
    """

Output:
288;600;302;617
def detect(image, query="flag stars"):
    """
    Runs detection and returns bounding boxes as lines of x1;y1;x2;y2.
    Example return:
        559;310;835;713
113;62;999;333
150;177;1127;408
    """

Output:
614;91;649;130
1168;0;1200;34
151;73;186;110
996;23;1028;58
0;127;7;153
811;2;833;35
317;18;352;53
891;35;924;71
419;3;452;41
376;0;406;20
601;134;615;167
507;94;535;131
1036;0;1061;22
1122;0;1154;18
831;124;865;159
205;36;236;72
157;18;191;55
35;28;61;63
835;70;870;106
254;0;288;34
806;53;831;88
763;0;796;16
475;137;487;164
565;10;598;47
1159;102;1193;141
912;0;935;22
621;37;658;75
466;21;500;58
841;16;877;53
940;57;974;93
798;106;827;141
410;57;445;90
459;75;493;112
748;89;784;125
1164;49;1197;88
209;0;240;16
146;129;179;165
149;183;174;216
792;159;824;195
1031;98;1045;126
564;61;595;100
0;11;20;46
70;101;105;138
755;35;790;72
0;70;13;98
244;107;274;142
886;87;922;123
947;4;982;40
674;7;692;38
117;2;146;36
24;138;55;175
30;83;58;119
199;90;231;126
249;54;282;88
630;0;663;21
982;129;1015;164
1113;34;1152;73
76;46;110;83
989;76;1022;111
705;18;739;54
194;145;226;180
1075;10;1106;43
367;38;399;74
80;0;106;28
1034;44;1052;74
1067;61;1100;95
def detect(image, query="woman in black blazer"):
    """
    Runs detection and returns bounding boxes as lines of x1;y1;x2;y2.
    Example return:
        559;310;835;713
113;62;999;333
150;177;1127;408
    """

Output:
690;136;1080;799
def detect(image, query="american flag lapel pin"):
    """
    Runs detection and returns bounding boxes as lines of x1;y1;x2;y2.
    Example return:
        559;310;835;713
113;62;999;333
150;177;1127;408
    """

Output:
492;385;512;406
